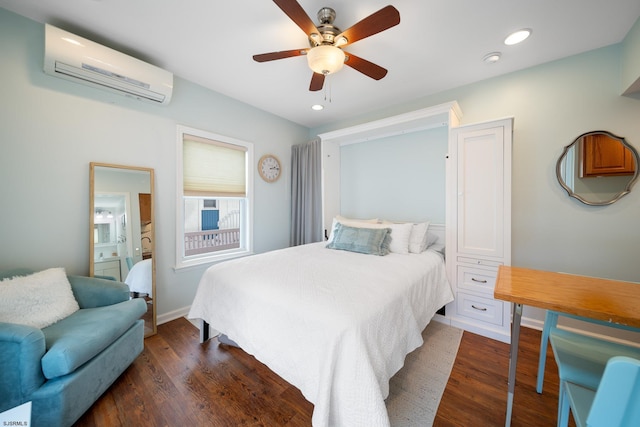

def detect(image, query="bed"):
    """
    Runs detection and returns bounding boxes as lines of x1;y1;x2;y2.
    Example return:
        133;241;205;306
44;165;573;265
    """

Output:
188;222;453;427
124;258;152;297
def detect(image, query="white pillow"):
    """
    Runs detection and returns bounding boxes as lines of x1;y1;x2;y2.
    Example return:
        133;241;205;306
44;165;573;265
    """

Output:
409;222;431;253
327;215;379;243
425;232;439;250
362;220;413;254
386;222;414;254
0;268;80;329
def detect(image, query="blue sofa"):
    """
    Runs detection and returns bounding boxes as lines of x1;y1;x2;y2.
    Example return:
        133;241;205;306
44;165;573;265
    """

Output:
0;268;147;427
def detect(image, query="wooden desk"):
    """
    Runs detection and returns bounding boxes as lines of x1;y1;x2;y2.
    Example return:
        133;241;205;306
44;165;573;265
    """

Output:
494;265;640;427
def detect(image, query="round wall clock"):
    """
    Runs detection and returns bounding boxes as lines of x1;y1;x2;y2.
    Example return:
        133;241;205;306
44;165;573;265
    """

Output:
258;154;281;182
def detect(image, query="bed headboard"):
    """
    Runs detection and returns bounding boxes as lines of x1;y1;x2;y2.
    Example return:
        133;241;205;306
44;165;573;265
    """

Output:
429;223;445;246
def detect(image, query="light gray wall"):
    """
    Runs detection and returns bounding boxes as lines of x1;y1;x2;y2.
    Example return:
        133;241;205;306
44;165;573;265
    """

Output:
313;30;640;325
0;8;309;321
339;126;448;223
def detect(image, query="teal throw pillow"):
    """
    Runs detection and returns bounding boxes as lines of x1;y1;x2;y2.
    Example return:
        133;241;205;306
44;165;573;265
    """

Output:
326;223;391;256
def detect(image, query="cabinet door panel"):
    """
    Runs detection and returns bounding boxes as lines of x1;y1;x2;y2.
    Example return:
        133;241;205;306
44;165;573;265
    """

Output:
582;133;635;177
456;126;505;257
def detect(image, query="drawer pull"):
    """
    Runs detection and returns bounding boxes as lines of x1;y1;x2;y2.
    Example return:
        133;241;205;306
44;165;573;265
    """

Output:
471;304;487;312
471;277;488;284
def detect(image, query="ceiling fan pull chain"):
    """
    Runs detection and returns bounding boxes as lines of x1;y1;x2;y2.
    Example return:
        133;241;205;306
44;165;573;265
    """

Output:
324;74;333;103
324;77;328;102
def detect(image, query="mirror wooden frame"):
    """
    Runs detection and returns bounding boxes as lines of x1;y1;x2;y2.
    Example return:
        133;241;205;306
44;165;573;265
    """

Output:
556;131;639;206
89;162;156;336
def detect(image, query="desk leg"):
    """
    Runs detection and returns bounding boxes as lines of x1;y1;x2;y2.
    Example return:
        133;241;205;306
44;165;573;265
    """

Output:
505;303;523;427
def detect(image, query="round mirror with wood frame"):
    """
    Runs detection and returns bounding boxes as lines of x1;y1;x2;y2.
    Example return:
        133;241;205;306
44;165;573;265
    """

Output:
556;131;639;205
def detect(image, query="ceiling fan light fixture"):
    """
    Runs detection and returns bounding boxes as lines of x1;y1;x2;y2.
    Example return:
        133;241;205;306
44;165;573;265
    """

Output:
307;45;345;75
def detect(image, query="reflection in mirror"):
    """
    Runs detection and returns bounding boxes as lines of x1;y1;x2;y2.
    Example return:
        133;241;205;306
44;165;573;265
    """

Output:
90;163;156;336
556;131;639;205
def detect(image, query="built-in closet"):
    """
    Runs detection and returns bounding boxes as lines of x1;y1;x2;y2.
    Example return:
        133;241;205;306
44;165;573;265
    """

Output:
445;118;513;343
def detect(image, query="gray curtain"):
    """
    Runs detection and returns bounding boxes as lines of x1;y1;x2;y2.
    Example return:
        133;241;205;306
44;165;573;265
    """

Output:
290;139;323;246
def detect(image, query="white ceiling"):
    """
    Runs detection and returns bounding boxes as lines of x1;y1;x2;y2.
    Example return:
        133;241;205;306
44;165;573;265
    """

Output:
2;0;639;128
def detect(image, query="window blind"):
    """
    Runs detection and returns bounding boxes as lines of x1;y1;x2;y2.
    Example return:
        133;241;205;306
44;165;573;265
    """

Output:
183;134;247;197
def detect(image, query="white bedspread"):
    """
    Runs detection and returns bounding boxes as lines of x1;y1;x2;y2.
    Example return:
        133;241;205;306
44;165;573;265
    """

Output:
188;242;453;427
125;258;152;296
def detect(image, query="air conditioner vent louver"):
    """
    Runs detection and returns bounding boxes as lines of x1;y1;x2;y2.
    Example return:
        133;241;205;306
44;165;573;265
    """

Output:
44;24;173;105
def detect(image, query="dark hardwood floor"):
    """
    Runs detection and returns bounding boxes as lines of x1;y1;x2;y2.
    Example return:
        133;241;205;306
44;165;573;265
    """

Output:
74;317;572;426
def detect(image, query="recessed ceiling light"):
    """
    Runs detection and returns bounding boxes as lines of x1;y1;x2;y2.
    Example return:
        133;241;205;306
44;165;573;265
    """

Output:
504;28;532;46
483;52;502;64
311;104;324;111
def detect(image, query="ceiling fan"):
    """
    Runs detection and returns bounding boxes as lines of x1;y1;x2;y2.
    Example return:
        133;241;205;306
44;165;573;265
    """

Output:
253;0;400;91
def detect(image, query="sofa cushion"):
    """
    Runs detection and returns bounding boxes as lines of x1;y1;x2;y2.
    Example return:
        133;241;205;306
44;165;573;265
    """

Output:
41;298;147;379
0;268;80;329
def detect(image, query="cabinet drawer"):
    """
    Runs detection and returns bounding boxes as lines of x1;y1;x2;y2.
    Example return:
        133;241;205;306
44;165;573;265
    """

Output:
457;265;497;293
96;260;119;270
457;256;503;268
456;292;504;326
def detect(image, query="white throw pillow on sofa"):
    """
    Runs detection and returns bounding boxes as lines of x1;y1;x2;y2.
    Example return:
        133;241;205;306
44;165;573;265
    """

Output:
0;268;80;329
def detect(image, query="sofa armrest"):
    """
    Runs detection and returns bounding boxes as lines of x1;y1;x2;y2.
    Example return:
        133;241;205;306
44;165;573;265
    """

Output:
67;275;130;308
0;322;47;412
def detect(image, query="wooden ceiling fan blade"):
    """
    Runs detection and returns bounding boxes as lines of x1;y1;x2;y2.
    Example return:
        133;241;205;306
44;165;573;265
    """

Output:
344;52;388;80
337;5;400;46
253;49;308;62
273;0;320;36
309;72;325;91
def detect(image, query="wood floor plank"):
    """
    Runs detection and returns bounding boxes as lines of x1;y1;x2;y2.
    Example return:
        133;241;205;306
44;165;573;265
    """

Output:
74;317;571;426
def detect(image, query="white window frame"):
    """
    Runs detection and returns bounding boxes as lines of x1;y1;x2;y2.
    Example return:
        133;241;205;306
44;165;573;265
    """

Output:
175;125;254;270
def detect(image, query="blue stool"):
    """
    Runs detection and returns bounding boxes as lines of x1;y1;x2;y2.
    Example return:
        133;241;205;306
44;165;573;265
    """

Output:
549;327;640;427
537;310;640;393
563;356;640;427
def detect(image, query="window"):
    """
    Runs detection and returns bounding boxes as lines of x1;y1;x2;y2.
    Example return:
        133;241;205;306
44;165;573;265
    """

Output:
176;125;253;269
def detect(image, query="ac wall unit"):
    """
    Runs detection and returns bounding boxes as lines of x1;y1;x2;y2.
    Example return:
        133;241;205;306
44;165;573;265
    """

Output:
44;24;173;105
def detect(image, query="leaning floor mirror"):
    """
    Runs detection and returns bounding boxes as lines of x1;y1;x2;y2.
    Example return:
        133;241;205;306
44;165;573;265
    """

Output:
89;162;156;337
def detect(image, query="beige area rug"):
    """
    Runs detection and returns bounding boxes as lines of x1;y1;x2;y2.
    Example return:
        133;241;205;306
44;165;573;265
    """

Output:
386;321;463;426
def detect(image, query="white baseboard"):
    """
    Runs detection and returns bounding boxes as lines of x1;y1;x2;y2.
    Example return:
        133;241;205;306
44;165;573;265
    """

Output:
516;314;639;348
521;315;545;331
157;306;190;326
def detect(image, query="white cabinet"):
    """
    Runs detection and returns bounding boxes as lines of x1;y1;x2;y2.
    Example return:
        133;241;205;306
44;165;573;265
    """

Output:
446;118;513;343
94;259;121;281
